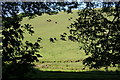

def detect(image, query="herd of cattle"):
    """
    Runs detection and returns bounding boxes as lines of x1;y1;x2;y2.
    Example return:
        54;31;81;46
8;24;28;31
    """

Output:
49;33;78;43
46;17;78;43
46;17;72;24
46;19;57;24
39;35;78;43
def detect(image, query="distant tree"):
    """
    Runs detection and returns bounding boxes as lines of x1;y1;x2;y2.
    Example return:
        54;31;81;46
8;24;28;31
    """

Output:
69;2;120;70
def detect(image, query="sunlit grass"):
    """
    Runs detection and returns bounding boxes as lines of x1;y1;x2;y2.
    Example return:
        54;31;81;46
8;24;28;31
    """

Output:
21;10;118;72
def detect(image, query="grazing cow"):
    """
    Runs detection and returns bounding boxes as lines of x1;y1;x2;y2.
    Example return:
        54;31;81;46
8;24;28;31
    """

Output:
46;20;50;22
68;19;71;20
75;60;81;62
60;34;65;37
67;27;69;29
49;19;51;22
37;37;42;42
73;37;78;41
47;19;52;22
82;67;85;70
55;22;57;24
63;33;67;35
68;36;74;41
68;36;78;41
50;38;54;43
68;17;72;21
54;38;57;41
38;37;42;40
60;37;66;41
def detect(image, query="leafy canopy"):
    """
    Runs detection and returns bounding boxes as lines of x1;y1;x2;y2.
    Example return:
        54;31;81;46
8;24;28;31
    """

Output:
69;2;120;69
2;2;120;70
2;2;79;64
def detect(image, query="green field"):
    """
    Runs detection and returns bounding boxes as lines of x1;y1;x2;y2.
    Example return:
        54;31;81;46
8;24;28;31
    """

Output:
20;10;120;78
22;10;87;71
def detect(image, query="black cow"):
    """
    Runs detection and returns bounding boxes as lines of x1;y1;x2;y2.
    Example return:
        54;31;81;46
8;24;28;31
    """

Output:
63;33;67;35
68;19;71;20
70;17;72;19
60;37;66;41
54;38;57;41
68;17;72;21
55;22;57;24
50;38;54;43
49;19;51;22
37;37;42;42
38;37;42;40
68;36;78;42
67;27;69;29
47;19;52;22
60;35;65;37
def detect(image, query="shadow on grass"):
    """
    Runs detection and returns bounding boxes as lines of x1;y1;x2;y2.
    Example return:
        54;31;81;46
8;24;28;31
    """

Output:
2;63;120;80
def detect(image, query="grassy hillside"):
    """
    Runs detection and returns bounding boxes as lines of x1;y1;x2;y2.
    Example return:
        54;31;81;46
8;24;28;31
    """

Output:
22;10;86;61
21;10;118;72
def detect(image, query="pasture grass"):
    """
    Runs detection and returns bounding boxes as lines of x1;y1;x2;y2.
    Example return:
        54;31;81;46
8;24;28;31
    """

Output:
22;10;84;61
21;10;118;73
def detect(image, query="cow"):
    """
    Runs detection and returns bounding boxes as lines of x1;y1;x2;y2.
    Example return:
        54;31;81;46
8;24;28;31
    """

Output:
67;27;69;29
55;22;57;24
63;33;67;35
60;34;66;37
47;19;52;22
68;17;72;21
38;37;42;40
37;37;42;42
54;38;57;41
68;36;78;42
68;19;71;20
60;37;66;41
49;38;54;43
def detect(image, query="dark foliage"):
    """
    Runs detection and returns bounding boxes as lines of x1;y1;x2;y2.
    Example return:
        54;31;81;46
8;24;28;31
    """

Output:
2;1;80;65
1;1;82;79
69;2;120;69
2;63;35;78
2;2;79;64
2;2;120;79
2;2;43;64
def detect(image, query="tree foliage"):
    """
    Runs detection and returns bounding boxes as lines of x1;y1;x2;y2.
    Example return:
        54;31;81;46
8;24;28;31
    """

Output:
2;2;42;64
69;2;120;69
2;2;80;78
2;1;120;71
2;2;79;64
